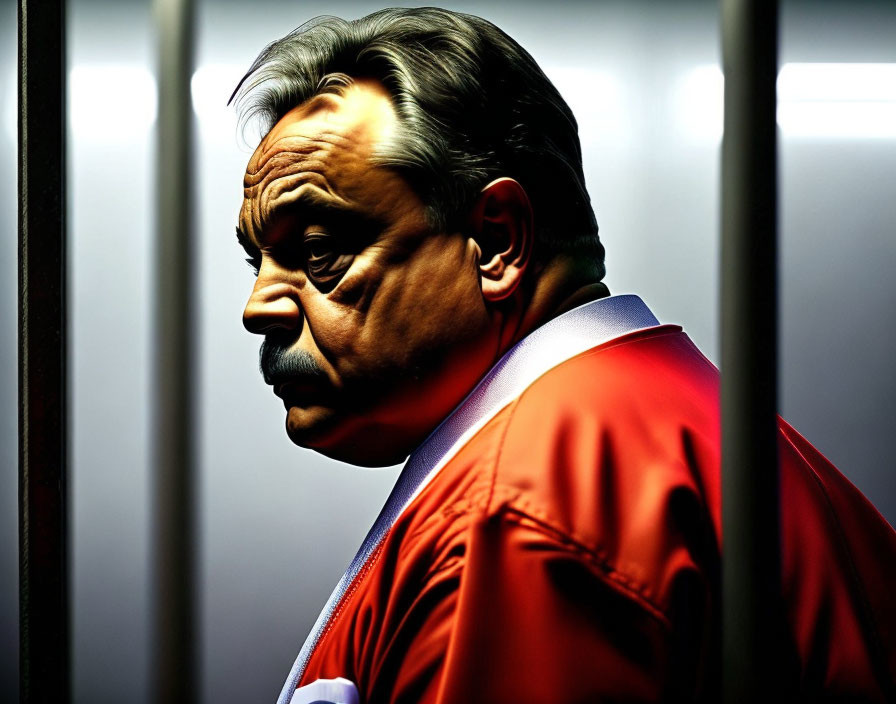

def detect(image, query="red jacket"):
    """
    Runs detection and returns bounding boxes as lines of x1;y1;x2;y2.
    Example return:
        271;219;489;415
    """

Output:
297;325;896;702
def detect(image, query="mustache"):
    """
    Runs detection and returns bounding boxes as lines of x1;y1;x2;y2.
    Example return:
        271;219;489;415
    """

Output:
259;339;326;386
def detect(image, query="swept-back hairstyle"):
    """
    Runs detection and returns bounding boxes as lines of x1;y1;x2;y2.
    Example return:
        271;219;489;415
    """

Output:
231;7;605;276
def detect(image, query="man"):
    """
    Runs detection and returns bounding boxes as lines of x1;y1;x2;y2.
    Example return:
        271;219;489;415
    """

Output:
233;8;896;703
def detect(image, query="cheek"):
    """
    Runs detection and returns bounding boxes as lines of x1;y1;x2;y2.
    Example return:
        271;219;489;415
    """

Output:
300;296;366;369
359;238;484;356
303;236;484;384
302;254;383;368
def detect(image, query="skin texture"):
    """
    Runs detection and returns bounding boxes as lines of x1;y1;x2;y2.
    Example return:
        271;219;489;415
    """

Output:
239;78;605;466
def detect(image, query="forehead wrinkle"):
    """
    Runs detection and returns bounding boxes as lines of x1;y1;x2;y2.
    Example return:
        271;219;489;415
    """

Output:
245;131;347;185
240;83;398;243
238;197;258;246
243;166;349;241
258;178;353;237
240;177;336;243
243;147;335;204
243;131;376;239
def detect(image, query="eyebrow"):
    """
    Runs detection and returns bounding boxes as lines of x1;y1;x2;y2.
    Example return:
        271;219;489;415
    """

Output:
235;189;383;255
278;189;372;227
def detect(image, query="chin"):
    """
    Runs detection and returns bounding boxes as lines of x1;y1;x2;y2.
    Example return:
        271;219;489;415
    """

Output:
286;405;411;467
285;405;338;446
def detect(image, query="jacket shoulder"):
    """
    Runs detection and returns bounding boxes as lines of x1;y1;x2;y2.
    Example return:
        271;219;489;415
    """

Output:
489;327;722;617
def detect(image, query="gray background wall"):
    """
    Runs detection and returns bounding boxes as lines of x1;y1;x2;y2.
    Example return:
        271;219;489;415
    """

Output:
1;0;893;701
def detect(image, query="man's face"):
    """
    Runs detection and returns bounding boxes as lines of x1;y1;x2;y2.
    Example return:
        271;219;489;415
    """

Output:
239;79;495;466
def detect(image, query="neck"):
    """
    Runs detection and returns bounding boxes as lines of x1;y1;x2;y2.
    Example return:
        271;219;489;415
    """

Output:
551;281;611;316
492;257;609;361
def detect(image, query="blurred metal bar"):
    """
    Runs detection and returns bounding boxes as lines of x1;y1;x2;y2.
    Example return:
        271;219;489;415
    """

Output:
152;0;197;701
18;1;70;702
720;0;782;701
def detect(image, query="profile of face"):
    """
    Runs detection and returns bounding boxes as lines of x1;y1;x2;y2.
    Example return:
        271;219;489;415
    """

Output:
239;79;530;466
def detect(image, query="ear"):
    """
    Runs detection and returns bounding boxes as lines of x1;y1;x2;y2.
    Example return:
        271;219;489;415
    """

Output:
468;177;534;302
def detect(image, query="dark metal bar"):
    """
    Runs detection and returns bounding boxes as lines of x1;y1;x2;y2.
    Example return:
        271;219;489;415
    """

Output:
18;1;69;702
720;0;782;701
152;0;197;701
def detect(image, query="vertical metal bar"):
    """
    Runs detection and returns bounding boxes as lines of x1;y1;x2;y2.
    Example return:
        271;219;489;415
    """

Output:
720;0;782;701
18;0;69;702
152;0;197;701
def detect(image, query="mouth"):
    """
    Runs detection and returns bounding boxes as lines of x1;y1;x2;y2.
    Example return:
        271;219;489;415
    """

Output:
274;378;327;408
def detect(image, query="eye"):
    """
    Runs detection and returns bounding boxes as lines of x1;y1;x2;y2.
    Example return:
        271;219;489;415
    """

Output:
303;231;354;288
304;232;332;263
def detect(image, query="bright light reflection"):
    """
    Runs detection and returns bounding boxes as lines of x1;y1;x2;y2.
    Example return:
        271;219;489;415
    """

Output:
778;63;896;103
677;62;896;140
191;64;244;139
70;65;157;140
676;65;725;141
547;66;625;142
778;101;896;139
778;63;896;138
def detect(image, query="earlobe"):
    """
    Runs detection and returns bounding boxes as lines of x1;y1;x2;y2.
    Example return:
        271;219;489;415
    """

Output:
470;177;534;302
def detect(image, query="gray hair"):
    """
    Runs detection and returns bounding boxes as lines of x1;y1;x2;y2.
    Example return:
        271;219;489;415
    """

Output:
231;7;605;276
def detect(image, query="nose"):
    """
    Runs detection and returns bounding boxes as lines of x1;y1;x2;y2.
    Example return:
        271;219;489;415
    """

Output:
242;282;303;335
